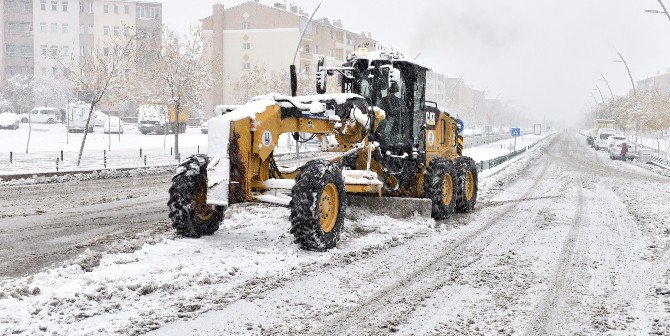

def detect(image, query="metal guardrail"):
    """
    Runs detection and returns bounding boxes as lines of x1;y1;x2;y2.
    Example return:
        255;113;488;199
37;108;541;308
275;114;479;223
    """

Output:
477;135;549;171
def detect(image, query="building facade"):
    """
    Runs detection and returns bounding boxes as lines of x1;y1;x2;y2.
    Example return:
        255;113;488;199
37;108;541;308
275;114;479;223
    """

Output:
1;0;162;108
638;71;670;95
201;1;378;114
2;0;35;78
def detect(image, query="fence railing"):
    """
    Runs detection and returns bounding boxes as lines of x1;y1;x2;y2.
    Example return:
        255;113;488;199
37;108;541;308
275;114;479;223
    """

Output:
0;146;207;174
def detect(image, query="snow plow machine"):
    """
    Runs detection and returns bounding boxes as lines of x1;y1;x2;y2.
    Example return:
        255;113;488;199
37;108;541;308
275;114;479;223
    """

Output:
168;49;478;251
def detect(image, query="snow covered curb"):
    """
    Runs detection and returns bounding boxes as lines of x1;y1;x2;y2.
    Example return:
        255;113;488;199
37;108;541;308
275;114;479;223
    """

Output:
0;134;557;336
0;166;175;187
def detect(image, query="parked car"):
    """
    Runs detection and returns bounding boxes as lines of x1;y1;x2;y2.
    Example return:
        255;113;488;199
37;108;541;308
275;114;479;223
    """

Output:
201;120;209;134
19;107;63;124
103;116;124;134
609;141;637;160
606;135;627;149
0;112;20;130
93;111;110;127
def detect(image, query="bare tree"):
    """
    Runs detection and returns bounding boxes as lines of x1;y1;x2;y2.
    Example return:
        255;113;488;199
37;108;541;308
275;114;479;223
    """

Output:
145;26;211;160
52;32;139;165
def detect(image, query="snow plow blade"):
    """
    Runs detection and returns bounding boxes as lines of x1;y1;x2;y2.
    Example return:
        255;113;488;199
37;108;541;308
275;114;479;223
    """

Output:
347;196;432;219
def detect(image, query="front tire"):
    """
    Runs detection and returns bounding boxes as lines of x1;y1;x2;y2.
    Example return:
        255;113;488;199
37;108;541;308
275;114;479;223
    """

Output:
425;158;458;220
168;154;224;238
455;156;478;213
290;160;346;251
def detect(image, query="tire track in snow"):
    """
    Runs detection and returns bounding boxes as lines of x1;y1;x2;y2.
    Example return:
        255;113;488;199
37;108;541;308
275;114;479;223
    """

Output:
315;140;558;335
524;180;585;335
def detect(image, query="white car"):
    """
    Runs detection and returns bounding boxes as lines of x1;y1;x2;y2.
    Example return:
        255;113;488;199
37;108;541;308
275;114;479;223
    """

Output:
94;111;110;127
19;107;63;124
607;135;627;149
609;141;637;160
0;112;20;130
103;116;124;134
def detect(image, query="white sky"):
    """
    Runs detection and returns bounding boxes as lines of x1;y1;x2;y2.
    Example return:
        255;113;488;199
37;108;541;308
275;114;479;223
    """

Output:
156;0;670;125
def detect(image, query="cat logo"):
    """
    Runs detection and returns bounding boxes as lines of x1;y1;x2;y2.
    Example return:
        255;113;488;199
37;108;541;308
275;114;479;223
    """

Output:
262;130;272;147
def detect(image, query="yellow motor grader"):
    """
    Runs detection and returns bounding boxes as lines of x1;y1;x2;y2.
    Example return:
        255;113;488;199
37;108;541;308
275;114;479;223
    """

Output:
168;49;478;251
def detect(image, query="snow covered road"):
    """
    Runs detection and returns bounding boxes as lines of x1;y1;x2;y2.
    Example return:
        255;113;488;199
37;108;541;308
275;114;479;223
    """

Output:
0;172;172;277
2;132;670;335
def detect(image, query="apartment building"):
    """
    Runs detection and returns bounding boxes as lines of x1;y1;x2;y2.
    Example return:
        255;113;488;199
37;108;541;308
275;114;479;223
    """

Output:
638;70;670;95
2;0;35;78
201;1;378;113
1;0;161;108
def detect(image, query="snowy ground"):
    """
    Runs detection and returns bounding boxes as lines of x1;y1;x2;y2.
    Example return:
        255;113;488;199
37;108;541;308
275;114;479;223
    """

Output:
463;133;549;163
3;131;668;336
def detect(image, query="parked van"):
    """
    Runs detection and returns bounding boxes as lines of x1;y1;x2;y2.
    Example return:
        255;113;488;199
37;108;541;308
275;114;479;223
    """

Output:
594;128;616;150
66;102;97;133
19;107;63;124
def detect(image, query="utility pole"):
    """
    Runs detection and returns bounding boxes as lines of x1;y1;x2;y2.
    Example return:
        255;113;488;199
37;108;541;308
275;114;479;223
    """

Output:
594;85;606;103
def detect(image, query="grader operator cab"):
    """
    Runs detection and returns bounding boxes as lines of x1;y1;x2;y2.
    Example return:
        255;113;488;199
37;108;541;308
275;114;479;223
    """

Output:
168;49;478;251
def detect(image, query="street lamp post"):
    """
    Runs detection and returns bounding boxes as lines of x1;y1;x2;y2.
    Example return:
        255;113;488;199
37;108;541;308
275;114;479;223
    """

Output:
594;85;606;103
645;0;670;23
600;74;615;100
614;52;636;94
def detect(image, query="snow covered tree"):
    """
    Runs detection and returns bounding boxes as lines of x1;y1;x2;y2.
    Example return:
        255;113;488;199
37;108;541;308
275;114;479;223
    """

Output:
3;74;35;153
3;74;34;114
230;66;333;104
51;31;139;165
138;26;211;160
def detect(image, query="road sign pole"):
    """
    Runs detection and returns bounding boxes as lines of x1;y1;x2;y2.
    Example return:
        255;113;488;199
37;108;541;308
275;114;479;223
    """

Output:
514;137;517;152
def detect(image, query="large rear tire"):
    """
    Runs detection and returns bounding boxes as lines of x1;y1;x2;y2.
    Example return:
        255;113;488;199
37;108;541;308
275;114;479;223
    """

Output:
290;160;346;251
168;154;224;238
424;158;458;220
455;156;478;213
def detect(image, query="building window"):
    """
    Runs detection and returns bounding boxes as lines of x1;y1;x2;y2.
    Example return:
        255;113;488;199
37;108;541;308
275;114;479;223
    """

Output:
40;22;47;33
303;44;310;53
103;26;109;35
103;47;109;56
79;1;83;12
88;24;93;34
243;63;251;70
51;23;58;33
50;45;58;55
104;4;109;13
114;4;118;14
138;6;146;18
40;0;47;10
80;46;85;56
41;45;48;55
242;43;251;50
150;7;158;19
62;46;70;56
51;0;57;11
62;1;68;11
242;22;250;30
89;2;93;13
62;24;69;34
113;26;119;36
124;5;129;14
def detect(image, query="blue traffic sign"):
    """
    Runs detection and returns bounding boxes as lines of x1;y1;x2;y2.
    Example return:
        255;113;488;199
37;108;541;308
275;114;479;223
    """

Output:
511;128;521;137
456;119;464;134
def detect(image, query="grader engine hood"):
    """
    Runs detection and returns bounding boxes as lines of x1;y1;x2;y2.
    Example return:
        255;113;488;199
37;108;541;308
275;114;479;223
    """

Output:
206;99;278;207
